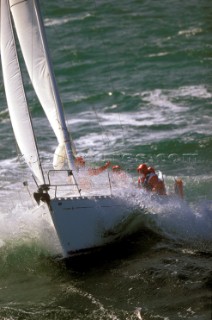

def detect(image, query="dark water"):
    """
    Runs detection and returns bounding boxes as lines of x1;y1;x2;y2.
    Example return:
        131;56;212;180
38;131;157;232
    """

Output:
0;0;211;319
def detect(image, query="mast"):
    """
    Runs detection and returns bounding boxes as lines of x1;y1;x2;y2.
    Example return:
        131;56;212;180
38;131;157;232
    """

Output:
33;0;79;188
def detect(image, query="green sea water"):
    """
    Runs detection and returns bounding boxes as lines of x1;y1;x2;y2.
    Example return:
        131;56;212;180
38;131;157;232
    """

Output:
0;0;211;319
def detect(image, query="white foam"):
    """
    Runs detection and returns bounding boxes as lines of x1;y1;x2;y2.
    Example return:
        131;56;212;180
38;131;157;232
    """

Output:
147;52;169;58
178;27;203;37
174;85;212;99
0;200;61;255
44;13;91;27
0;170;211;256
139;194;212;247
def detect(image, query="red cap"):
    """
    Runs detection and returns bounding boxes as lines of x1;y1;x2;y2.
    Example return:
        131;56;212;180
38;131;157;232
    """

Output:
75;156;85;166
137;163;148;174
112;165;121;171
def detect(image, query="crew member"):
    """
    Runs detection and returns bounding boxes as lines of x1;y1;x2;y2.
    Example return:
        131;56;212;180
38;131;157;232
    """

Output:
75;156;111;176
137;163;166;195
110;164;132;188
88;161;111;176
174;178;184;198
75;156;85;167
71;156;111;191
112;165;127;179
112;165;122;173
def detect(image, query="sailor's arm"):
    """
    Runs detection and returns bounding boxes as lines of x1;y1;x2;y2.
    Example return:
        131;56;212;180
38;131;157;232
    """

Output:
88;161;111;176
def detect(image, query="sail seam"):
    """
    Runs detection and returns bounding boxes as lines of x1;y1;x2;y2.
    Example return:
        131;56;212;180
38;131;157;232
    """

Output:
10;0;27;9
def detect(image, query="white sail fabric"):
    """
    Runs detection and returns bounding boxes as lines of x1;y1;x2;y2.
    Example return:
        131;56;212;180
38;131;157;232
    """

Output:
0;5;1;54
53;143;67;170
1;0;44;184
9;0;67;169
53;135;77;170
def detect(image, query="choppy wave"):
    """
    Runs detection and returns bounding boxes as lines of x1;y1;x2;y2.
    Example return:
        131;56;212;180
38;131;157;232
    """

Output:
0;179;211;262
0;200;61;256
0;0;211;318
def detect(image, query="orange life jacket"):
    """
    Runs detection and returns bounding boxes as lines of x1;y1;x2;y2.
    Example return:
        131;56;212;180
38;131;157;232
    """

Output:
144;172;166;195
174;179;184;198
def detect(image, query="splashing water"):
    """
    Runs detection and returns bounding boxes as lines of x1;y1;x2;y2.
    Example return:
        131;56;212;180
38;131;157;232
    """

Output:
0;198;62;256
0;167;211;259
124;186;212;252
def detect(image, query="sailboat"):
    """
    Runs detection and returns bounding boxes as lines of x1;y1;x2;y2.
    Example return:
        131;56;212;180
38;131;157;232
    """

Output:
1;0;135;258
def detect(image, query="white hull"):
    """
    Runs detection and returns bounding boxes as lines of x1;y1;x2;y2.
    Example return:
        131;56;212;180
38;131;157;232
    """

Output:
49;195;132;257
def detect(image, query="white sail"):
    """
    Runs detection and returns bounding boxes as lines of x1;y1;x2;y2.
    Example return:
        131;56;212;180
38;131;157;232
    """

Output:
9;0;70;169
1;0;44;184
0;5;1;54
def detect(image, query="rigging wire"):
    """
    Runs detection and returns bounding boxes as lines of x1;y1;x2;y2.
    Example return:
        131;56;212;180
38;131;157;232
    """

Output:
43;3;89;160
44;2;126;164
63;3;111;161
91;106;111;150
77;8;111;160
92;0;127;151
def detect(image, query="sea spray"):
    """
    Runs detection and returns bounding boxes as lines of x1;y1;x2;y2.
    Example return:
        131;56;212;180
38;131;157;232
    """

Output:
113;186;212;251
0;199;62;257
